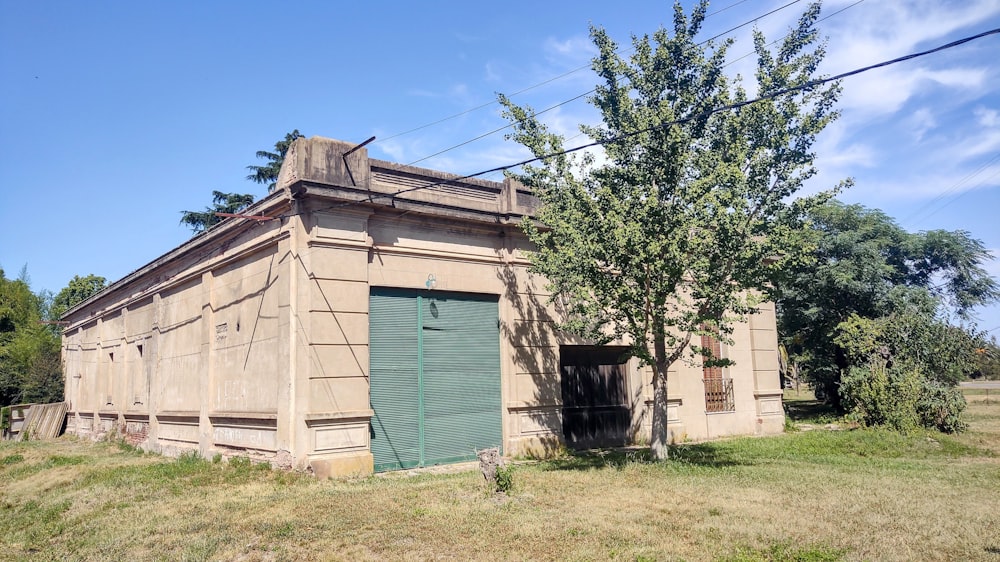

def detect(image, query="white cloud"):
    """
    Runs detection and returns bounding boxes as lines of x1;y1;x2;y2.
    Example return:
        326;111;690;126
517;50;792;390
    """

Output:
417;138;534;176
403;82;476;106
962;132;1000;160
816;0;1000;116
484;62;501;83
810;120;877;185
819;141;876;170
920;68;987;89
835;65;988;116
789;0;1000;214
976;107;1000;127
381;0;1000;207
908;107;937;142
543;35;596;62
375;138;408;162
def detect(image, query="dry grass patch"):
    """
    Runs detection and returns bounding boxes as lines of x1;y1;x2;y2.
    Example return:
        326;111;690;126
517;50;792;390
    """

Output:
956;397;1000;455
1;401;998;561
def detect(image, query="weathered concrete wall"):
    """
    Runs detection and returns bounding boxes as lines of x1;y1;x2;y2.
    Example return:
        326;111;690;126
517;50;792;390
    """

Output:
63;193;294;467
294;205;376;476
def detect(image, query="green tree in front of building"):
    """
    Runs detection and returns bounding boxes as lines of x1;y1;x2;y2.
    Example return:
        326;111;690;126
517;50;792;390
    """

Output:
500;1;842;459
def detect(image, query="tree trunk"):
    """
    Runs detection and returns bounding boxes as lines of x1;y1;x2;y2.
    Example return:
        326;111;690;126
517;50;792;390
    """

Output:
650;331;671;460
650;366;670;460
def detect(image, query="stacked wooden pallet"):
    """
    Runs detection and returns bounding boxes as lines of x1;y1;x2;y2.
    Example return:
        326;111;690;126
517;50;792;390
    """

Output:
1;402;67;441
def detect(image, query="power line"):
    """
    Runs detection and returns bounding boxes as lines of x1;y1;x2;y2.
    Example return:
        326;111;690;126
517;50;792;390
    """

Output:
406;91;591;166
375;68;589;145
377;0;806;148
402;0;869;170
706;0;753;17
909;167;1000;227
701;0;805;45
721;0;866;69
901;151;1000;227
282;27;1000;220
471;28;1000;182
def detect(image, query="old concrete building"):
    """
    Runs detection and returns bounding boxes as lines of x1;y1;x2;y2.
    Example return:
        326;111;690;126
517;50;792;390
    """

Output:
61;136;785;476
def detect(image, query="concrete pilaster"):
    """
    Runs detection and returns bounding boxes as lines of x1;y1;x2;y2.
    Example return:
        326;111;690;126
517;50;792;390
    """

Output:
147;292;161;446
198;271;214;457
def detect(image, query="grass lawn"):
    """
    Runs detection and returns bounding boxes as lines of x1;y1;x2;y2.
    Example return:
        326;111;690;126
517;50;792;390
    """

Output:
1;395;998;561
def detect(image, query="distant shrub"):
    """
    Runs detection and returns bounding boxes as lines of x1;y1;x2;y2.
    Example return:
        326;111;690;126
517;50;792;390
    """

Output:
228;456;253;470
723;541;847;562
176;451;204;466
841;365;968;434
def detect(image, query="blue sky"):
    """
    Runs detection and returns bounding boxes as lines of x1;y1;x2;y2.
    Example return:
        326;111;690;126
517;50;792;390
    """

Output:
1;0;999;334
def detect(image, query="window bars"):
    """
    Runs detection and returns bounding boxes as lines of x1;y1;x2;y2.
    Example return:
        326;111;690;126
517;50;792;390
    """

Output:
703;378;735;413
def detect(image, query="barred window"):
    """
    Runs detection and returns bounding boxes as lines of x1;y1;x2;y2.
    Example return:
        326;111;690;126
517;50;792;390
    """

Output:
702;332;734;412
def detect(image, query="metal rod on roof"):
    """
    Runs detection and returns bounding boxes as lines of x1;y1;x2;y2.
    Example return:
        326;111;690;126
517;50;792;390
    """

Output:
343;135;376;157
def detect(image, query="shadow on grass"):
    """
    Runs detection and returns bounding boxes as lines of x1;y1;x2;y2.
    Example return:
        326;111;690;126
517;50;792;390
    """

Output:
783;398;840;424
537;442;749;472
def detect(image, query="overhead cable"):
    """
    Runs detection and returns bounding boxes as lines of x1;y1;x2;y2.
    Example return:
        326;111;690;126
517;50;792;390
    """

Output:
377;0;806;147
901;151;1000;227
403;0;865;168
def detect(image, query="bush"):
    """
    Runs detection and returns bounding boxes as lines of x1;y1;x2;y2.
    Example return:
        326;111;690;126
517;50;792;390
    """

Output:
840;365;920;432
917;381;967;433
840;365;968;434
493;464;515;494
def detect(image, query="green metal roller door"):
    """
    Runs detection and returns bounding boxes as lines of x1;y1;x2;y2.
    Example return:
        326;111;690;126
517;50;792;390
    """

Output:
369;289;421;471
370;288;503;472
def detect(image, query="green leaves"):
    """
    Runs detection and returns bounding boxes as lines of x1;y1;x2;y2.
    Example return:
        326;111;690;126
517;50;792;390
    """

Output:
49;274;106;320
0;269;63;406
179;190;256;234
246;129;303;191
776;200;999;407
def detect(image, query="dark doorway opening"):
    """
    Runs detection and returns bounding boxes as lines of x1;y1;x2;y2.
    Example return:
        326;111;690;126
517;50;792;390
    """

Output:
560;346;631;448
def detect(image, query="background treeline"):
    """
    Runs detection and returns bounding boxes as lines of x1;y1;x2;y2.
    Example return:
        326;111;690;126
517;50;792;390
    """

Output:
775;200;1000;432
0;269;105;406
